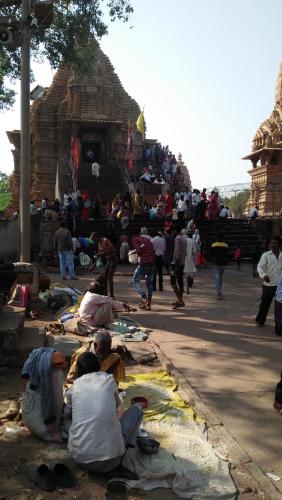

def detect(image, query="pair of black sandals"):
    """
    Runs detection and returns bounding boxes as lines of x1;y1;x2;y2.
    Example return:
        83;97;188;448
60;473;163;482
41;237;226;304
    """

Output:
26;462;76;492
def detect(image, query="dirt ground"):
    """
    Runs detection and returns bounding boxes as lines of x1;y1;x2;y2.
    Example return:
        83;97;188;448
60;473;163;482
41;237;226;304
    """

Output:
0;308;177;500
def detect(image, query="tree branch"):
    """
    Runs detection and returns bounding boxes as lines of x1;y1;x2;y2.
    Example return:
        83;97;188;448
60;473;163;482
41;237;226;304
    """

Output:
0;0;21;7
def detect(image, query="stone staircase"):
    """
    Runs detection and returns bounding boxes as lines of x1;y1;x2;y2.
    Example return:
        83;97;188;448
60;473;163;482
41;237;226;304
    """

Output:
40;218;270;262
81;218;261;259
77;161;127;201
80;218;163;245
199;219;260;259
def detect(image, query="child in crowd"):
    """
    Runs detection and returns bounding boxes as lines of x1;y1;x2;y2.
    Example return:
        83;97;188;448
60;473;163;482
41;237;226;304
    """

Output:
234;245;241;270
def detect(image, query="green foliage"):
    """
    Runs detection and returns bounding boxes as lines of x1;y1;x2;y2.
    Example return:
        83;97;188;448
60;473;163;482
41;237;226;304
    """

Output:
0;171;11;210
0;0;133;109
222;190;250;217
0;192;11;211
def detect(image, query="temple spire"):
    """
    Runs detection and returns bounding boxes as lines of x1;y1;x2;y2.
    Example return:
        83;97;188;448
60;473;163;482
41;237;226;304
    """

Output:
275;61;282;105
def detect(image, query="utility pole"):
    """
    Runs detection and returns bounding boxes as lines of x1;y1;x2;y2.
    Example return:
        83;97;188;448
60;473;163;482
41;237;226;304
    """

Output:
0;0;53;261
19;0;31;262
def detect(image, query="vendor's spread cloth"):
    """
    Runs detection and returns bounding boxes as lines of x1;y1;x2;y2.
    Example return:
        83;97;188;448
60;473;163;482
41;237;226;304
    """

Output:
120;371;236;499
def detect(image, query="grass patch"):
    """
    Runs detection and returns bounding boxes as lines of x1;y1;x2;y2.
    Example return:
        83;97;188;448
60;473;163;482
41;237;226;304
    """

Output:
0;192;11;211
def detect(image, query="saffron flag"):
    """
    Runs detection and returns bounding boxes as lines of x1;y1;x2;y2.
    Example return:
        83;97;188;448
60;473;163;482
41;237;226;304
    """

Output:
136;110;145;138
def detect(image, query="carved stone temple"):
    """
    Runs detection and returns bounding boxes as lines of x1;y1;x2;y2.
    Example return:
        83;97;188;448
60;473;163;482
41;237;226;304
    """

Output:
243;62;282;216
7;45;144;206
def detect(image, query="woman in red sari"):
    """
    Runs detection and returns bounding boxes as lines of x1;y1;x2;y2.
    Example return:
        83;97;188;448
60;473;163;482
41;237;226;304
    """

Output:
208;191;219;219
164;190;173;216
82;190;91;221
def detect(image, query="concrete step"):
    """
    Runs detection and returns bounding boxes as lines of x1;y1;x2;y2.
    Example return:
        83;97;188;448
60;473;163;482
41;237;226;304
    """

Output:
0;307;25;353
18;327;46;352
47;334;81;358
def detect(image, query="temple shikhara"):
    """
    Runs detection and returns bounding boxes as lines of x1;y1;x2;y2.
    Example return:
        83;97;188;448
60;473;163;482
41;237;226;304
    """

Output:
7;45;191;207
244;62;282;216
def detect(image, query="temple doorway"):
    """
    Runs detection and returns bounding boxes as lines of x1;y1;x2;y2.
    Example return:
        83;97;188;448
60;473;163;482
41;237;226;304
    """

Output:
77;127;106;197
82;141;101;164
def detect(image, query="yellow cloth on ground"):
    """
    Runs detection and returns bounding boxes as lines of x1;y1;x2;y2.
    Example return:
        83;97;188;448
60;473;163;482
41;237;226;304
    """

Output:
119;370;202;423
67;342;125;384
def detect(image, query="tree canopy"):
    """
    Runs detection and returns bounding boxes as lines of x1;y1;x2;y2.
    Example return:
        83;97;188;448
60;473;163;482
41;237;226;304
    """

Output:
222;189;250;217
0;0;133;109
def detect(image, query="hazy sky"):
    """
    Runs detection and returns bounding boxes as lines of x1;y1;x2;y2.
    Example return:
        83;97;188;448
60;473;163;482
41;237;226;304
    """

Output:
1;0;281;187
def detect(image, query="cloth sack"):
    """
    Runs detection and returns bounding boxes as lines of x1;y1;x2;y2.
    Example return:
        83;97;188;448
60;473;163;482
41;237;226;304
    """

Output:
22;369;64;441
63;317;95;336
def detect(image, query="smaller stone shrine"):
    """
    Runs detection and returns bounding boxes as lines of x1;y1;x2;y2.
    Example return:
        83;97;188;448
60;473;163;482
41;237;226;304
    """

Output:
243;62;282;216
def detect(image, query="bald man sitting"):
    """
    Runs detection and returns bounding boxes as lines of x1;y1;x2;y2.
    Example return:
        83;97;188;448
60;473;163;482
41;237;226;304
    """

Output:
78;281;131;327
68;331;125;386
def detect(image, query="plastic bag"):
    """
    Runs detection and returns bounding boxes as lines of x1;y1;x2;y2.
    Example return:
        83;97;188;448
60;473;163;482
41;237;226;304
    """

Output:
79;252;92;266
128;250;138;264
95;256;104;268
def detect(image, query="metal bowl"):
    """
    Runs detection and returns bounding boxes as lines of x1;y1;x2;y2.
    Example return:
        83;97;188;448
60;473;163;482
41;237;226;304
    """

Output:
107;478;130;494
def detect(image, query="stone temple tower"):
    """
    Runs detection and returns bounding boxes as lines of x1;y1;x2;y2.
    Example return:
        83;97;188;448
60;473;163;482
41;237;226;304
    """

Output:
243;62;282;216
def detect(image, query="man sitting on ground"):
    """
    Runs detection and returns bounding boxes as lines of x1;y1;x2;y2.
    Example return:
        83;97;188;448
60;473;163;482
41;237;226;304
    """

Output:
78;281;131;327
65;352;142;478
67;331;125;385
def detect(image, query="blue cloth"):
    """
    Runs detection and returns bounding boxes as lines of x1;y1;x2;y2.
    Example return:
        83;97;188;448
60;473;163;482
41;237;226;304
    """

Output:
59;250;75;279
21;347;55;421
276;272;282;303
132;264;154;300
61;313;75;322
78;237;89;248
214;265;225;295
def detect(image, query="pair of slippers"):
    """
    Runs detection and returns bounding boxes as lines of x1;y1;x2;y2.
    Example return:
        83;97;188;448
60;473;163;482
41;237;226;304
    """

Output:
26;462;76;492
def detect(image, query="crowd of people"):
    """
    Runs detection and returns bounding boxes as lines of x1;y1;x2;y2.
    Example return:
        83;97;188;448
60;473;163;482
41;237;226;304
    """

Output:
140;144;182;185
12;183;260;235
53;218;207;311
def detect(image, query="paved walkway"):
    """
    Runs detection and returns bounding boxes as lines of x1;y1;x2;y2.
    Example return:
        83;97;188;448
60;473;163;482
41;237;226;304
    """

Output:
113;264;282;494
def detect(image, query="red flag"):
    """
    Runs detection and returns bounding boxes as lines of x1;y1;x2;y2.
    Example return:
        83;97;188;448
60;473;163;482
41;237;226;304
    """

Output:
126;116;135;171
71;136;79;179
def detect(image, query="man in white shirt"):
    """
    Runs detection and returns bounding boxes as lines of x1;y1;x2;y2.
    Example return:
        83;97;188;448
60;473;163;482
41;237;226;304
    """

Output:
192;191;201;207
256;236;282;326
30;201;37;215
65;352;142;477
249;206;259;220
92;162;101;177
219;205;228;219
274;269;282;336
152;231;166;291
177;195;186;225
79;282;131;327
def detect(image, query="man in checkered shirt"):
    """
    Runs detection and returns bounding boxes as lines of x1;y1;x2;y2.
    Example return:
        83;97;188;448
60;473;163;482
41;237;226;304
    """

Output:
131;227;155;310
